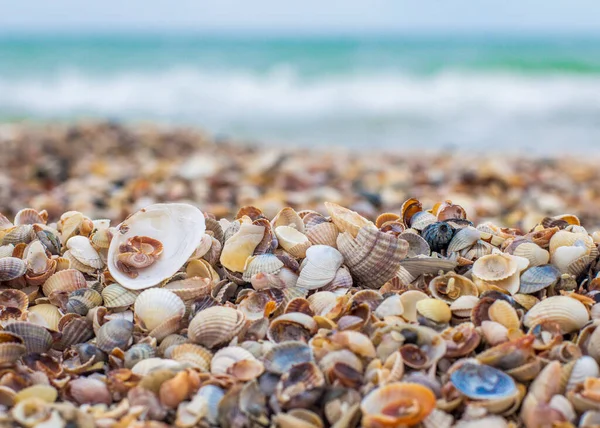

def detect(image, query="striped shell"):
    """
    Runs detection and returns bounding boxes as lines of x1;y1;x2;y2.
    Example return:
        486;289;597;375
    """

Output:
523;296;590;334
188;306;246;349
0;257;26;281
42;269;87;297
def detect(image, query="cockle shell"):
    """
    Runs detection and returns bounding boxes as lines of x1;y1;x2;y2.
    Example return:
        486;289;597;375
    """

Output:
447;226;480;253
108;203;206;289
488;300;520;330
512;242;550;267
42;269;87;297
171;343;212;371
416;298;451;323
361;382;436;427
96;319;134;353
242;254;284;282
14;208;47;226
66;235;103;269
65;288;101;316
220;222;265;273
272;207;304;232
523;296;589;334
297;245;344;290
472;254;529;295
397;231;430;257
0;331;27;366
549;230;594;256
188;306;246;349
337;226;408;289
0;257;26;281
4;321;55;354
450;295;480;319
28;304;62;331
102;283;140;309
305;222;339;248
263;341;314;374
519;264;560;294
134;288;185;332
324;202;373;238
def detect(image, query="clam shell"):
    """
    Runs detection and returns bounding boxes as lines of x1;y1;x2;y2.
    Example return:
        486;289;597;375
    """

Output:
123;343;157;369
28;304;62;331
220;222;265;273
450;295;480;319
42;269;87;297
66;235;104;269
549;230;593;256
305;222;339;248
512;242;550;267
4;321;54;354
0;257;26;281
519;264;560;294
337;226;408;289
488;300;520;330
262;341;314;374
135;288;185;331
2;225;35;245
211;346;257;375
102;283;140;308
96;319;134;352
242;254;284;282
523;295;589;334
65;288;103;315
188;306;246;348
566;356;599;391
53;313;94;351
108;203;206;289
374;294;404;318
447;226;480;253
0;289;29;312
297;245;344;290
272;207;304;232
0;331;27;366
324;202;373;238
275;226;311;258
552;244;587;273
451;362;516;400
171;343;212;371
416;298;451;323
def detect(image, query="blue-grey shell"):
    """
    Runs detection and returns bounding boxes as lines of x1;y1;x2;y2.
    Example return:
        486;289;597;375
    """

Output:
450;362;516;400
262;341;314;374
519;265;560;294
422;221;455;253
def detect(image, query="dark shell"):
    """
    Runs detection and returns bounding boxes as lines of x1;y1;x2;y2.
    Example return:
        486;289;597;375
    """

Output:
422;222;455;253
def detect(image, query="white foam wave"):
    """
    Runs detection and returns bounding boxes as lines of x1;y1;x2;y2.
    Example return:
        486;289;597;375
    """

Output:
1;67;600;151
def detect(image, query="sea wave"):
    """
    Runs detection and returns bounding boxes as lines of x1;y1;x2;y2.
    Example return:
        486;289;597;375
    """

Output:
1;67;599;151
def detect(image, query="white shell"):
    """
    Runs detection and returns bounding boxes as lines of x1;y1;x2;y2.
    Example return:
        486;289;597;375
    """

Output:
523;295;589;334
67;235;104;269
297;245;344;290
134;288;186;331
108;203;206;290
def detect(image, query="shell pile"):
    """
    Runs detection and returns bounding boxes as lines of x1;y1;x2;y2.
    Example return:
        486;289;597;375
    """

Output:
2;200;600;427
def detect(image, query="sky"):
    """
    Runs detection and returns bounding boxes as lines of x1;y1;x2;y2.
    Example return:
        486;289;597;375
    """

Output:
2;0;600;35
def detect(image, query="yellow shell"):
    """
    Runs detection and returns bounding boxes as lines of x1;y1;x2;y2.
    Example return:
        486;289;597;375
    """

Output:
14;385;57;404
324;202;373;238
220;223;265;272
275;226;312;258
28;304;62;331
415;298;451;323
488;300;520;330
399;290;429;322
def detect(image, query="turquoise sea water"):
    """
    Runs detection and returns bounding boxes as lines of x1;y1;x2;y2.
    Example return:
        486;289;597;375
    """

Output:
1;33;600;152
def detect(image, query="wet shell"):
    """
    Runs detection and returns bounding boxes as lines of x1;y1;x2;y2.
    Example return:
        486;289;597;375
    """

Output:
188;306;246;348
361;382;436;427
4;321;54;354
519;264;560;294
42;269;87;297
275;226;312;258
450;362;516;400
337;226;408;289
102;283;140;308
0;331;27;366
96;319;134;352
512;242;550;267
523;295;589;334
447;226;480;253
324;202;373;238
135;288;185;331
0;257;27;281
108;203;206;289
297;245;344;290
416;299;451;323
422;222;455;253
220;222;265;273
242;254;284;282
305;222;339;248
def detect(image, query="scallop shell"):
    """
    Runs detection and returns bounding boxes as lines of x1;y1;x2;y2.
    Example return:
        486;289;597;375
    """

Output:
305;222;339;248
0;257;26;281
324;202;373;238
42;269;87;297
447;226;480;253
472;254;529;295
297;245;344;290
361;382;436;427
523;296;589;334
4;321;54;354
512;242;550;267
337;226;408;289
242;254;284;282
188;306;246;349
488;300;520;330
53;313;94;351
275;226;312;258
519;265;560;294
108;203;206;289
14;208;47;226
2;225;35;245
102;283;140;308
134;288;185;332
416;298;451;323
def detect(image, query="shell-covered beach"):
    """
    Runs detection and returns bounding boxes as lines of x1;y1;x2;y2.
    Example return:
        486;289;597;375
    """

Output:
0;124;600;427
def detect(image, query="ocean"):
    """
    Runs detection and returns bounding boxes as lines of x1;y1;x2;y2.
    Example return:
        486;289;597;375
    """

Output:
1;33;600;153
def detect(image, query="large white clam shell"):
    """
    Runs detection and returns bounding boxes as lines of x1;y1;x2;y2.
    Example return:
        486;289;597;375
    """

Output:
108;203;205;290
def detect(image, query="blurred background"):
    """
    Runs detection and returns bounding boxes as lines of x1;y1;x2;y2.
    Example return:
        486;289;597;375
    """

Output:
2;0;600;153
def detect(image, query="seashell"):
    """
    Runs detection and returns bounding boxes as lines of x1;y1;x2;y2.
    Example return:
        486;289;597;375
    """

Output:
2;225;35;245
65;288;103;315
0;257;26;281
135;288;185;332
394;233;428;260
416;298;451;323
67;377;111;405
409;210;437;231
429;272;478;303
519;264;560;294
0;331;27;366
121;343;156;369
275;226;312;258
422;222;455;253
267;312;318;343
451;362;516;400
450;295;480;319
169;343;212;371
305;222;339;248
212;346;264;380
376;213;400;229
53;313;93;351
61;249;96;274
523;295;589;334
337;226;408;289
297;245;344;290
102;283;140;308
220;222;265;273
14;208;46;226
472;254;529;295
399;256;458;279
11;398;51;427
549;230;593;255
272;207;304;232
275;361;324;409
96;319;134;353
0;244;15;258
442;323;481;358
188;306;246;348
42;269;86;297
28;304;62;331
374;294;404;318
108;203;206;289
14;385;57;404
447;226;480;253
396;325;446;369
57;211;88;242
324;202;373;238
512;242;550;267
398;290;429;322
263;341;314;374
0;289;29;313
164;277;210;301
242;253;284;282
488;300;520;330
4;321;54;353
566;356;599;391
552;244;587;273
131;357;182;376
66;235;104;269
361;382;436;427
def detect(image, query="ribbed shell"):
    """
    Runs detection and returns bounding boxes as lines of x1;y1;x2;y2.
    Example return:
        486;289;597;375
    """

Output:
0;332;27;366
297;245;344;290
422;222;455;253
397;232;430;257
164;277;211;301
53;314;94;351
96;319;134;353
210;346;256;375
42;269;87;297
512;242;550;267
337;226;408;289
65;288;103;315
262;341;314;374
4;322;54;354
188;306;246;349
134;288;185;331
242;254;284;282
28;304;62;331
124;343;157;369
102;284;140;308
170;343;212;371
523;296;589;334
447;226;480;253
0;257;26;281
305;222;339;248
519;265;560;294
324;202;373;238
